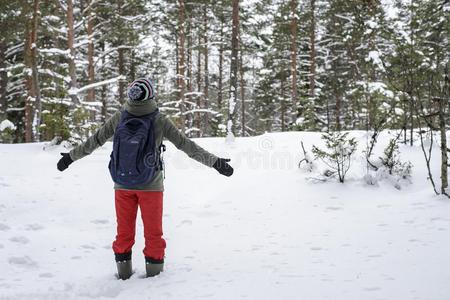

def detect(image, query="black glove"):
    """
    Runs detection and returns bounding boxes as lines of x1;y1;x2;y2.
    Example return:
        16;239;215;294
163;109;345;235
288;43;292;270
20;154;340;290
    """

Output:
57;152;73;171
213;158;233;177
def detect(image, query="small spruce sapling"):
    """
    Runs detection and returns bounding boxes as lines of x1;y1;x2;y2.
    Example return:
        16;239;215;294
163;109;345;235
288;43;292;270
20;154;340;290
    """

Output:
298;141;315;172
0;120;16;143
380;138;412;179
312;132;358;183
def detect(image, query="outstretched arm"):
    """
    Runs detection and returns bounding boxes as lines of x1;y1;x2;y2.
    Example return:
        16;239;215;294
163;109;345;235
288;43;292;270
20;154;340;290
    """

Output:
57;110;121;171
69;110;121;161
162;116;233;176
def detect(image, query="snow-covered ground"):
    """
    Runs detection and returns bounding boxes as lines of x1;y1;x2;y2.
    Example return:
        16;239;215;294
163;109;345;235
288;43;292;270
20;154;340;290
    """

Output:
1;131;450;300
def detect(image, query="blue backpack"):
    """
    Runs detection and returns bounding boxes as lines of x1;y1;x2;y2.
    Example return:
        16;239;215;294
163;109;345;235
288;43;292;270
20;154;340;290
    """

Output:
109;109;161;186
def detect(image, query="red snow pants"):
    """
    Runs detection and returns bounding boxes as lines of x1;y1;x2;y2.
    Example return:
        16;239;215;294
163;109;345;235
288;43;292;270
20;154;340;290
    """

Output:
112;190;166;260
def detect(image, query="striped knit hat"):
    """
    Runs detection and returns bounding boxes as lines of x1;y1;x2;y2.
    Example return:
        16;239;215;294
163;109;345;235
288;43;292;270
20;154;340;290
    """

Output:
127;78;155;102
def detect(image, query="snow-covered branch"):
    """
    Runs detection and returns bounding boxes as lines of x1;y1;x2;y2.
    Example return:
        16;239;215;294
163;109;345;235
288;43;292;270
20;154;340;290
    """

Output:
39;48;69;56
93;46;133;67
68;76;125;95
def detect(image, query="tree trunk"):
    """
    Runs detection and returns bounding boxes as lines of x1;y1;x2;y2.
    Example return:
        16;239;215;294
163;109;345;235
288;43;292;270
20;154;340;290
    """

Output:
439;99;448;194
116;0;126;105
326;96;330;131
335;94;341;131
178;0;186;132
0;41;8;121
175;31;180;95
196;33;202;137
439;66;449;194
217;11;225;117
409;93;414;146
290;0;298;116
228;0;239;139
100;41;107;122
281;76;286;132
186;11;193;134
87;0;95;104
130;50;136;83
101;83;107;122
409;1;414;146
218;7;224;115
187;12;193;108
31;0;41;141
239;29;245;136
203;4;209;136
118;48;126;104
309;0;316;98
24;0;41;142
402;82;407;144
67;0;79;105
24;1;33;142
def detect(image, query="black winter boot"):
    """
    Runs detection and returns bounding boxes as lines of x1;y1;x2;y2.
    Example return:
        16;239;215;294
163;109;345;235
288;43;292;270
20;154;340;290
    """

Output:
115;252;133;280
145;257;164;277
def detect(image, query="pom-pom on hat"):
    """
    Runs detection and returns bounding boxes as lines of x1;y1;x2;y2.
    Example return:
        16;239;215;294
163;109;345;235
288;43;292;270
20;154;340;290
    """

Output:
127;78;155;102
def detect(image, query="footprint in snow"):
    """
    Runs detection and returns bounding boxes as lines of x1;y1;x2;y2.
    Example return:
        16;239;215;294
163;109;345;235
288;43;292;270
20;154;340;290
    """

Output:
0;223;11;231
76;281;123;298
198;293;215;298
385;277;396;281
364;287;381;292
0;244;4;249
177;220;193;227
9;236;29;244
326;206;343;211
80;244;96;250
194;211;220;218
25;224;44;231
39;273;54;278
377;204;391;208
8;256;38;268
312;260;323;264
310;247;323;251
251;245;262;251
91;219;109;225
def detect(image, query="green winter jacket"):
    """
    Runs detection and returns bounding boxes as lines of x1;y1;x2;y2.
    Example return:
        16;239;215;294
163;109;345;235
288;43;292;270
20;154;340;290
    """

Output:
69;99;218;191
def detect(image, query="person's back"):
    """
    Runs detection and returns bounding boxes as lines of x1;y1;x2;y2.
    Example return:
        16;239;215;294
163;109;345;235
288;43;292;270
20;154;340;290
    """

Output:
57;78;233;279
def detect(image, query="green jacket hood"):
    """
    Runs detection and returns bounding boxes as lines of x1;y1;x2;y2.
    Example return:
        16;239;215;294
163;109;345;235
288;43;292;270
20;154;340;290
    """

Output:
124;99;158;116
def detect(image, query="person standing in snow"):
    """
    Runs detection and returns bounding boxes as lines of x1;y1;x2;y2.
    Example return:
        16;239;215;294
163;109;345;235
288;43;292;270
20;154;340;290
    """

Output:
57;78;233;280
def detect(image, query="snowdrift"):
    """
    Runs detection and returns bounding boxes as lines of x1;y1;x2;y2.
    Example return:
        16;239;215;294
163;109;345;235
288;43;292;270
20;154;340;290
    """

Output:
1;131;449;300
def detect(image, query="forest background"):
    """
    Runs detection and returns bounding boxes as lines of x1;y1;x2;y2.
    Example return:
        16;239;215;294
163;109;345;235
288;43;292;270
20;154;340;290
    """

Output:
0;0;448;146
